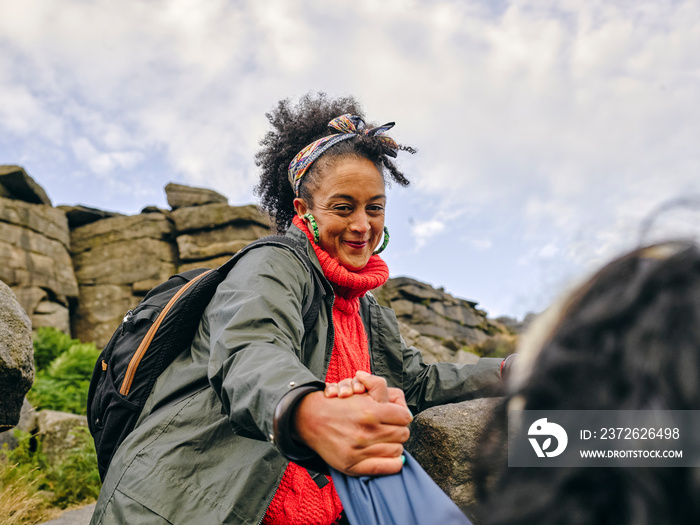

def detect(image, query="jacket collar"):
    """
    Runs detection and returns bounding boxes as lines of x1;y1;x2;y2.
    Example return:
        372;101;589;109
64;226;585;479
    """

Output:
286;223;332;297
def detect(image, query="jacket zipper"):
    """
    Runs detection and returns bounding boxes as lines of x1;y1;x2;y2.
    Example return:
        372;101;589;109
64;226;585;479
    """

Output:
119;269;213;396
256;467;286;525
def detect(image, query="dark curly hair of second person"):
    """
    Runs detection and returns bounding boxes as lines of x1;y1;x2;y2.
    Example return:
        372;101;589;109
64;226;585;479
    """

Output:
255;92;414;233
474;240;700;525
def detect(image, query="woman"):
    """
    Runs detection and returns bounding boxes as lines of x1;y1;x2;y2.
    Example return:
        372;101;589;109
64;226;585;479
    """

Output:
91;93;506;525
475;240;700;525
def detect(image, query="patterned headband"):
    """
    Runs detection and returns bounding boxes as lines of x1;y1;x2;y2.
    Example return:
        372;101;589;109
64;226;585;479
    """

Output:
288;113;399;197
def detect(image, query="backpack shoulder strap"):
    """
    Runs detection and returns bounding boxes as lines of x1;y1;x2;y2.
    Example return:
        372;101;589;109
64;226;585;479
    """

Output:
217;235;323;333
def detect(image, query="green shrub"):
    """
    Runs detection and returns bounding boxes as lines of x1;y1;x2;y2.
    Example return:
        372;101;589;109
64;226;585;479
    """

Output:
46;427;101;507
464;333;518;358
1;427;101;517
28;329;101;415
32;327;80;372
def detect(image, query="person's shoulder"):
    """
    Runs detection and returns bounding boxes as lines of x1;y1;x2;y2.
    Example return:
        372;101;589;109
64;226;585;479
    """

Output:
230;238;311;282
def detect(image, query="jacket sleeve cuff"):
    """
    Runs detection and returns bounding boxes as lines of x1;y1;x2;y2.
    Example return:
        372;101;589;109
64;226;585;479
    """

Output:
272;382;328;472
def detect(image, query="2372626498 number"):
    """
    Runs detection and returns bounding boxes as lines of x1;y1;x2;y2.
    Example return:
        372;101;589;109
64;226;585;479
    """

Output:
599;428;679;440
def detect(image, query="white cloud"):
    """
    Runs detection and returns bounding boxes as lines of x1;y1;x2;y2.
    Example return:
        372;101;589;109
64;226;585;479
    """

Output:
411;219;446;250
71;137;143;176
539;242;559;259
1;0;699;315
468;237;493;251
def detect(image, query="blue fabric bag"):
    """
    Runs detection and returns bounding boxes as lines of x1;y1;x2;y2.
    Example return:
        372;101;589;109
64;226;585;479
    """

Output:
331;451;473;525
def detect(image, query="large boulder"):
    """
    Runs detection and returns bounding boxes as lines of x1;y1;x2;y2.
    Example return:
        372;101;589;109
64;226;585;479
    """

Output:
72;237;177;286
0;280;34;430
0;165;52;206
35;410;88;464
165;182;228;210
12;287;70;334
405;397;503;523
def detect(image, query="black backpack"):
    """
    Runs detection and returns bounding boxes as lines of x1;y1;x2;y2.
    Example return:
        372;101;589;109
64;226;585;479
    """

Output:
87;235;322;480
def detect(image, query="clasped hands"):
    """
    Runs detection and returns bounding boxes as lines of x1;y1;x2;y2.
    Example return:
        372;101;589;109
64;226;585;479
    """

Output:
293;371;413;477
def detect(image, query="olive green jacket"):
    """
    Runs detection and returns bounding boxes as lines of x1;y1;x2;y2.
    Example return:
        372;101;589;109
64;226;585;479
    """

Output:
91;225;502;525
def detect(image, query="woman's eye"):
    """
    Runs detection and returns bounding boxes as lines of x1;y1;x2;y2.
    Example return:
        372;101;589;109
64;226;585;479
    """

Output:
368;205;385;213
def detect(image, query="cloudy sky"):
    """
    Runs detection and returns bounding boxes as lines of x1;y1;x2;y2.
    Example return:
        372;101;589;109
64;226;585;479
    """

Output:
2;0;699;319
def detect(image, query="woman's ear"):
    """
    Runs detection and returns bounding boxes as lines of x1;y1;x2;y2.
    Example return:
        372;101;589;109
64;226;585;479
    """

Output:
293;198;309;217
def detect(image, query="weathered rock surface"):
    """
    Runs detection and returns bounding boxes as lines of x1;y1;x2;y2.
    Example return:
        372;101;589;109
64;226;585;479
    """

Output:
176;225;268;261
70;213;178;347
165;182;228;210
0;196;70;247
36;410;88;464
399;322;480;364
70;213;174;254
0;281;34;430
57;204;124;229
178;255;233;272
0;191;77;333
0;165;52;205
405;397;503;523
72;237;177;286
0;222;78;298
171;203;269;233
71;284;135;348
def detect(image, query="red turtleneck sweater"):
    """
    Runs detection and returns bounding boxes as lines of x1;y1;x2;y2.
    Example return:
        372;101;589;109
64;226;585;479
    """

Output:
262;216;389;525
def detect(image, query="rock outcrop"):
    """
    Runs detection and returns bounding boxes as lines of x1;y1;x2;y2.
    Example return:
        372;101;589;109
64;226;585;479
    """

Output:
398;321;480;364
374;277;510;361
165;182;228;210
69;186;271;347
171;202;270;271
70;212;178;347
58;205;124;228
0;166;78;334
0;281;34;430
0;165;52;205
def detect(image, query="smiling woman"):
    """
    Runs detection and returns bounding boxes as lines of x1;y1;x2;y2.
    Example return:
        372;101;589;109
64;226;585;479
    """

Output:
89;93;509;525
293;157;387;270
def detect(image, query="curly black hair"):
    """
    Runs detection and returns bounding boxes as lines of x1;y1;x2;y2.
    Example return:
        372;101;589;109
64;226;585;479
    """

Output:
254;92;414;233
474;241;700;525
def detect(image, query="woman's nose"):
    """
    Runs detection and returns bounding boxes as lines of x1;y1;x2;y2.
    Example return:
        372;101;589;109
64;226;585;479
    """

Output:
349;212;371;233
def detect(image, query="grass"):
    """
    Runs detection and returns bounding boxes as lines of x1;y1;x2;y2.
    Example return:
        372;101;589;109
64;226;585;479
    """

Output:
0;470;60;525
0;428;101;523
0;327;103;523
